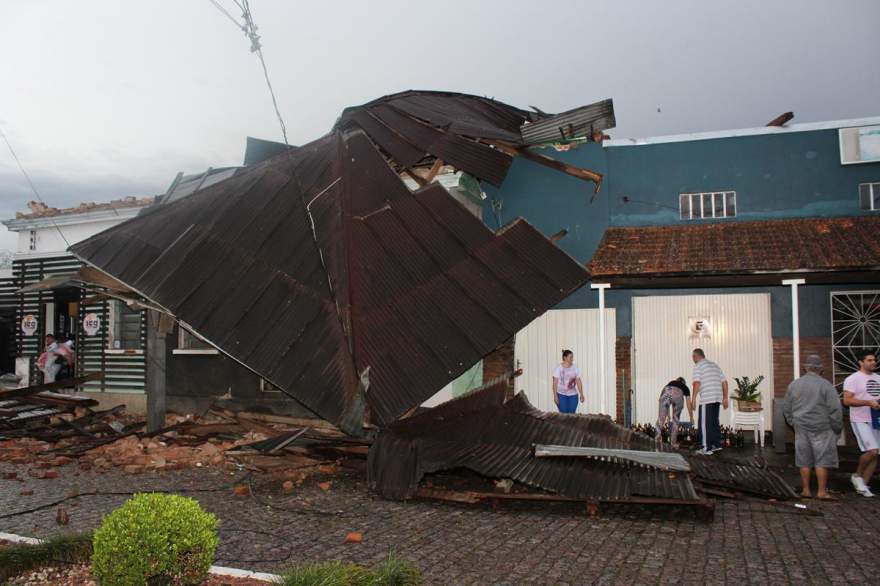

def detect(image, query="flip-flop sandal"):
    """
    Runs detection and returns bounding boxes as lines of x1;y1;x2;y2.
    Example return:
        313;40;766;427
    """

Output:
800;494;813;499
817;495;838;501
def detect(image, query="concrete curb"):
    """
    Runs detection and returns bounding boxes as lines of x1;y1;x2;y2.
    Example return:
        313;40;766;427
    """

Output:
0;531;280;582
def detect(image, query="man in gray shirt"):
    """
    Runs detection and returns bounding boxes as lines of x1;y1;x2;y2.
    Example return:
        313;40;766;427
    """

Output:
783;355;843;500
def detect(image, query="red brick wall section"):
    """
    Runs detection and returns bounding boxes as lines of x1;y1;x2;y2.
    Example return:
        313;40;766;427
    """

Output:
771;336;862;448
482;337;515;391
615;337;631;424
772;337;832;397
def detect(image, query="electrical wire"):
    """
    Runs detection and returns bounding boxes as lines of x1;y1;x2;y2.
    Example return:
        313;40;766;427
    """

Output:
0;127;71;249
207;0;289;145
207;0;244;31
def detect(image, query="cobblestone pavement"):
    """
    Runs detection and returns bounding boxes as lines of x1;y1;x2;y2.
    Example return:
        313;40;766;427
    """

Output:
2;460;879;585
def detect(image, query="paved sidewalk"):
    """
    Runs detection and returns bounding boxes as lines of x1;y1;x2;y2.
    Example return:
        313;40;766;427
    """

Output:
2;461;879;585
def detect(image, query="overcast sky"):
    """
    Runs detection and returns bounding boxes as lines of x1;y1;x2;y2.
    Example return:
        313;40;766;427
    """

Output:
1;0;879;252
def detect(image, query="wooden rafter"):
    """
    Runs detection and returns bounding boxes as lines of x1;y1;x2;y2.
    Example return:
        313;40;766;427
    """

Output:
487;140;603;195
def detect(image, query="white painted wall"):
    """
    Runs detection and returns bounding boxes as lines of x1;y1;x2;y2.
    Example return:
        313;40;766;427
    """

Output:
15;218;131;255
632;293;774;430
514;308;616;415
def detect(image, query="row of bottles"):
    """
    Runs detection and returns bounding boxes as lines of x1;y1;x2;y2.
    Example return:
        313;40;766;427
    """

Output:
631;422;746;448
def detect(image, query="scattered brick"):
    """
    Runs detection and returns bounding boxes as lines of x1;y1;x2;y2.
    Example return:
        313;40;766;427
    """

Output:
56;507;70;525
344;531;363;543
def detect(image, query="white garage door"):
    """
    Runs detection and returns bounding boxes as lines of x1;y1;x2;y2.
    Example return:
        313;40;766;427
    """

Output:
514;308;616;415
632;293;773;429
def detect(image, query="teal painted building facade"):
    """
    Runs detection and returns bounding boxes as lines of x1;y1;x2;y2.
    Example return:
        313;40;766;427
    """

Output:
483;119;880;337
481;117;880;412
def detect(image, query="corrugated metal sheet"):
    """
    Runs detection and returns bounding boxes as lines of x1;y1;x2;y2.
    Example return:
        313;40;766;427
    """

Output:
687;456;797;499
336;90;612;187
368;378;700;502
369;377;796;502
71;129;590;433
520;99;616;145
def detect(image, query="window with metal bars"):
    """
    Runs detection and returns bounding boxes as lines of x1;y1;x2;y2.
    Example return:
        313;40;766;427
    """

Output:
679;191;736;220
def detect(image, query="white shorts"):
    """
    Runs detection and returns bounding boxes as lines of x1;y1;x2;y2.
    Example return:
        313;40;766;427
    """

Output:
851;421;880;452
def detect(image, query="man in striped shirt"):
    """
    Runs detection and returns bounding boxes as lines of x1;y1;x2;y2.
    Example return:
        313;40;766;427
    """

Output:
689;348;729;454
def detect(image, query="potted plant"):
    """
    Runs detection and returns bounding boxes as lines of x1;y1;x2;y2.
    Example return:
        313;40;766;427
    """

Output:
732;375;764;412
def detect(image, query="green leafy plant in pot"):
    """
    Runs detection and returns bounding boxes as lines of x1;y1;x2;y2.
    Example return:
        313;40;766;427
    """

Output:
733;375;764;412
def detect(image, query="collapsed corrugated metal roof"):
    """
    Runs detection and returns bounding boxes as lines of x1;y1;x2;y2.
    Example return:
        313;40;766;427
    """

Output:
368;377;701;502
368;377;798;502
71;115;590;434
335;90;612;189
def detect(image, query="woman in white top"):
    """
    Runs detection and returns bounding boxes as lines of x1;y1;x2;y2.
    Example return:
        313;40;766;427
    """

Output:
552;349;584;413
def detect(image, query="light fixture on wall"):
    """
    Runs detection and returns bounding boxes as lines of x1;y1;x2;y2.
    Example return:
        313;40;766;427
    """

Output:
688;316;712;339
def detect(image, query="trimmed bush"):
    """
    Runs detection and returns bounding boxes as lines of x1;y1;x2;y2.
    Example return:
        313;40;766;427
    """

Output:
92;493;218;586
277;554;421;586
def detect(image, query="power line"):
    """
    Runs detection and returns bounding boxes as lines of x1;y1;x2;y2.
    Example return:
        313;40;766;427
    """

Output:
0;127;71;249
208;0;243;31
207;0;289;145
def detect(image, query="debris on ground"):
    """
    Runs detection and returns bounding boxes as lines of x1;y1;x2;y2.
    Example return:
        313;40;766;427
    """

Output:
368;373;796;516
1;383;370;481
344;532;363;544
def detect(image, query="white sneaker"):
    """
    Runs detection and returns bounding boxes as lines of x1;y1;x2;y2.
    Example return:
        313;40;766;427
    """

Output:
852;474;874;497
695;448;713;456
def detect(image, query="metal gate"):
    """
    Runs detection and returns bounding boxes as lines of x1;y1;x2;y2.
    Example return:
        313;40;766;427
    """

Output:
831;291;880;390
632;293;773;429
513;308;616;415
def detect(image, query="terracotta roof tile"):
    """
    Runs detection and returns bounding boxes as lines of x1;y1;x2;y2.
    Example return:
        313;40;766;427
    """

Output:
15;196;155;220
589;216;880;277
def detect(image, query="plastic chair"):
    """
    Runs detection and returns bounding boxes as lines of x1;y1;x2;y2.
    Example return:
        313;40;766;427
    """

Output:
732;401;764;447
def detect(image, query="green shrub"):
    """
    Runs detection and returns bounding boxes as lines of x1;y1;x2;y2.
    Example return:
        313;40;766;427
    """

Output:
277;560;370;586
367;554;421;586
276;554;421;586
91;493;218;586
0;533;93;582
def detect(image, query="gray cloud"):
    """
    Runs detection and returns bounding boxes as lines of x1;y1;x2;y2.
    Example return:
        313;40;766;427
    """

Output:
1;0;878;253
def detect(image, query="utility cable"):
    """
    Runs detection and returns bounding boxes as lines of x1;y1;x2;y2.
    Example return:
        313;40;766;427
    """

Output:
0;127;72;249
206;0;289;145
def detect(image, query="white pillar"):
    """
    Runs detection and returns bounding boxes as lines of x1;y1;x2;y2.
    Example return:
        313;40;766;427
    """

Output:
782;279;806;380
591;283;610;415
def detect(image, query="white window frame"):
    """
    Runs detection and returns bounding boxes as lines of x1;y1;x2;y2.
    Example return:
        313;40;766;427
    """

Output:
859;182;880;211
173;325;219;355
105;299;143;354
679;191;736;220
28;230;37;251
840;125;880;165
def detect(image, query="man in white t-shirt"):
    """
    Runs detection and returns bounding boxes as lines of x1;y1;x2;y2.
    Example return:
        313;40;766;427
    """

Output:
552;349;584;413
843;350;880;497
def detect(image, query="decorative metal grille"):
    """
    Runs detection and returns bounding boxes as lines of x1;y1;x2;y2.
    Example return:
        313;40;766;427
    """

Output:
831;291;880;389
